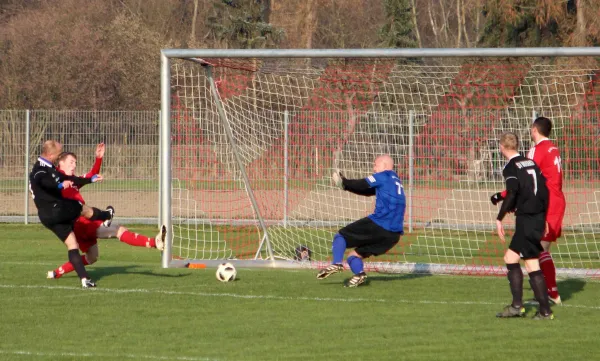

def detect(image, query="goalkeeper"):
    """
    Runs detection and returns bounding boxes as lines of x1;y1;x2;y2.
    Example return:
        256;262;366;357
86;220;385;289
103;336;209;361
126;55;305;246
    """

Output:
317;154;406;287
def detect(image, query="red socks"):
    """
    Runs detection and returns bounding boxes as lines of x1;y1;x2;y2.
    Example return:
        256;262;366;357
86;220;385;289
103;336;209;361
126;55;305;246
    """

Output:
539;251;559;298
119;230;155;248
53;255;89;279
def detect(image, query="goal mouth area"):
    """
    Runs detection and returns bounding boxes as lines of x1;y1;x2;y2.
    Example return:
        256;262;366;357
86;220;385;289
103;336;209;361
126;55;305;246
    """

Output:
171;260;600;279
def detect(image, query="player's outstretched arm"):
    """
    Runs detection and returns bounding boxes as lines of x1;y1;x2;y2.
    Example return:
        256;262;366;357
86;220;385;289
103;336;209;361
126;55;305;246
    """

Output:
84;142;105;178
62;174;102;187
332;170;375;196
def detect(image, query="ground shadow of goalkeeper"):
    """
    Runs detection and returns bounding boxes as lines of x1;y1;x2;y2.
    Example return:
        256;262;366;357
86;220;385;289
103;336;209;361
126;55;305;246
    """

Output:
320;272;432;287
89;265;191;281
363;272;433;283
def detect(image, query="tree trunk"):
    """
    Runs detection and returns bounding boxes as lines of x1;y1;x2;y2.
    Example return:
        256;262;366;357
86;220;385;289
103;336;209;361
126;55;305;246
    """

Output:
304;0;316;49
576;0;586;45
190;0;199;43
456;0;462;47
461;0;470;46
411;0;422;48
428;0;440;45
439;0;449;44
262;0;271;23
475;0;481;45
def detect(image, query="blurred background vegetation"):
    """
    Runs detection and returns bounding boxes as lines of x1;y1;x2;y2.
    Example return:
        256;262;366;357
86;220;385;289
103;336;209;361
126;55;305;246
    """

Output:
0;0;598;110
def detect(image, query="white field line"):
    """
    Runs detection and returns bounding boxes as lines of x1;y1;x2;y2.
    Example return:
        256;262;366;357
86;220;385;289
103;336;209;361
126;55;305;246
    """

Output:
4;260;600;283
0;349;216;361
1;283;599;310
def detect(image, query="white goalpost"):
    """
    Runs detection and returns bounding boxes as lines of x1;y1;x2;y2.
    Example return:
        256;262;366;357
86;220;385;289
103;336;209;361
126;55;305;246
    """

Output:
160;48;600;277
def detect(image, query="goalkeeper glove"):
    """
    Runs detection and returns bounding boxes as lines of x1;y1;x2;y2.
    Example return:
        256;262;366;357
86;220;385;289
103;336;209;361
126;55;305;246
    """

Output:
490;192;504;206
332;169;346;189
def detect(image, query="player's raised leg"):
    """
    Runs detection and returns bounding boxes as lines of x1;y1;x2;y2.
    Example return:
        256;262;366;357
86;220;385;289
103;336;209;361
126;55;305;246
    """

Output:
80;204;114;226
96;223;166;250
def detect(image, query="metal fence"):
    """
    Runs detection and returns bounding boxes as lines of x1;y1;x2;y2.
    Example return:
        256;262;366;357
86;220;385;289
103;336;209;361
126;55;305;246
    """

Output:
0;110;160;224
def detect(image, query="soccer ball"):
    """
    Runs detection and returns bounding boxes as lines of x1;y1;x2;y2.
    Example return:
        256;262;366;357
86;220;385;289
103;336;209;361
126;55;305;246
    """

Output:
216;262;237;282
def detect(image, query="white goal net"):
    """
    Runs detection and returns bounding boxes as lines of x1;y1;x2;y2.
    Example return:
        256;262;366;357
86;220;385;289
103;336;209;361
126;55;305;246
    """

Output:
160;49;600;277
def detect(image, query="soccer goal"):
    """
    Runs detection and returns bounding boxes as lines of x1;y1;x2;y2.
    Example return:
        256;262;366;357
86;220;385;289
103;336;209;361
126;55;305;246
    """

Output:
160;48;600;277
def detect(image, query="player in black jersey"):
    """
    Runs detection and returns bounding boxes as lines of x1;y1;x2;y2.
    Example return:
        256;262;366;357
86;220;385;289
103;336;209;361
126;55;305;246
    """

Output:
29;140;114;288
493;132;553;320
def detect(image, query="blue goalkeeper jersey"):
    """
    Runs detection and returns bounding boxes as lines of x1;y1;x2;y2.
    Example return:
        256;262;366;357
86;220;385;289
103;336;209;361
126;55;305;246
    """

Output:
365;170;406;233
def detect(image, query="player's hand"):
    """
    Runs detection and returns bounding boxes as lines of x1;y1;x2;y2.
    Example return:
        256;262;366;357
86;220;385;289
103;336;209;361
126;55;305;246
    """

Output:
490;192;504;206
496;220;505;242
60;180;74;189
544;221;549;237
91;174;103;183
95;142;105;159
332;169;345;189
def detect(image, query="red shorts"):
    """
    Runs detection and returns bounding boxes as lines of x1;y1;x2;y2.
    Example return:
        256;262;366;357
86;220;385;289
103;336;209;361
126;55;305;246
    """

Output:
543;195;566;242
73;216;103;253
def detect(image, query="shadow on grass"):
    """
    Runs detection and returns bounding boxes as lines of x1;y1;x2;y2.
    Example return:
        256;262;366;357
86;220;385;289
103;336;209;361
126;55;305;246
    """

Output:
319;272;432;287
555;278;586;302
89;265;191;281
524;277;586;303
367;273;434;282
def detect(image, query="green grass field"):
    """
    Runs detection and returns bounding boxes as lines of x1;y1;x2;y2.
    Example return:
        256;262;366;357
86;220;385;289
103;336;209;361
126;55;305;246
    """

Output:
1;224;600;361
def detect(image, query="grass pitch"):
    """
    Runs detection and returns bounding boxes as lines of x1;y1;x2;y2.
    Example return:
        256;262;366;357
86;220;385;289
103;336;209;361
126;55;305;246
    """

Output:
1;224;600;361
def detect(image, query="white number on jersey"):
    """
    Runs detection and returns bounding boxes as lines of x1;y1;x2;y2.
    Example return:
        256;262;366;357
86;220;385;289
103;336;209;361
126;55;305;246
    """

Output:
554;156;562;173
395;181;404;195
527;169;538;195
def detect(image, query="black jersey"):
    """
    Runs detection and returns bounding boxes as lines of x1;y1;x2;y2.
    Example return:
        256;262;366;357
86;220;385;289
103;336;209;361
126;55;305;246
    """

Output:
497;154;549;221
29;157;92;211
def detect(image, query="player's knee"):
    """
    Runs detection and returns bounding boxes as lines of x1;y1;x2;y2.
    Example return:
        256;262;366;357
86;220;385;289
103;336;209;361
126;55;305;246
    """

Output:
86;253;98;264
348;250;362;259
116;225;127;238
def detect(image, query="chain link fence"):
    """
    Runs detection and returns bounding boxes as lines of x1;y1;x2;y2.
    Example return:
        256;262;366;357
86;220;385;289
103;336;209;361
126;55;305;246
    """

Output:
0;110;160;224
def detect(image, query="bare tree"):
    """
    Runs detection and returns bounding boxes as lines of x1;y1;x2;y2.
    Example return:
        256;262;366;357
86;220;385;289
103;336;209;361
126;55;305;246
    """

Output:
191;0;199;42
411;0;422;47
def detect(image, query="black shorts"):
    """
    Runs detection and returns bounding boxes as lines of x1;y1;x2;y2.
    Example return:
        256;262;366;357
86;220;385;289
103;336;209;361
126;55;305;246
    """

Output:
509;213;545;259
38;200;83;242
338;217;401;258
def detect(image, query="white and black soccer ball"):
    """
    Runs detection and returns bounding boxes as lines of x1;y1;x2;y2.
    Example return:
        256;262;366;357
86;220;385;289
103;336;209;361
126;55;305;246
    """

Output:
216;262;237;282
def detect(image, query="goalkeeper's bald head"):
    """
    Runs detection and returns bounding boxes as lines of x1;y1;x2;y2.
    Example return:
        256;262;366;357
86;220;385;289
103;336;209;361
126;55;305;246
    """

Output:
374;154;394;173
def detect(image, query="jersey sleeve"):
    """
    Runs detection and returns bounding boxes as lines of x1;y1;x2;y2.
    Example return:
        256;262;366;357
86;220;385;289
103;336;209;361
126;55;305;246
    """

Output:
497;165;519;221
62;174;93;187
83;157;103;179
502;166;519;191
365;173;385;188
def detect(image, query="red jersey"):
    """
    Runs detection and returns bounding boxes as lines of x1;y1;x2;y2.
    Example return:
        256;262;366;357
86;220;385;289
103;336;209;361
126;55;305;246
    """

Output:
527;138;563;198
59;157;103;204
